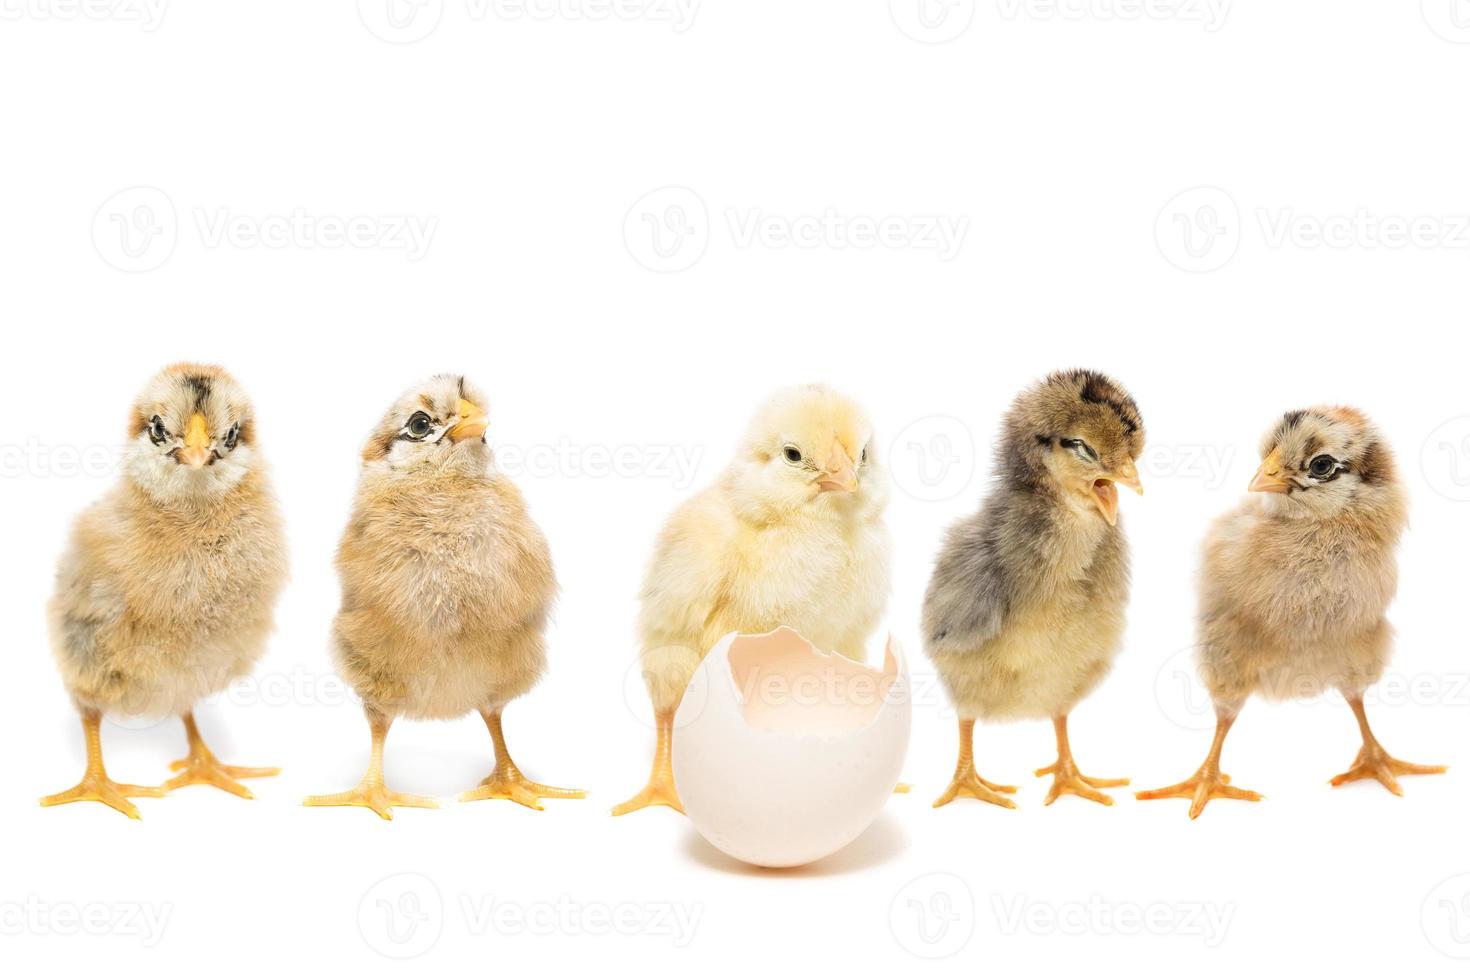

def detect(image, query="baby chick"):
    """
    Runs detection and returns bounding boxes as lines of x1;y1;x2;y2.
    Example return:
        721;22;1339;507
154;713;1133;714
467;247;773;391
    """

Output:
1138;407;1444;818
43;363;287;818
613;384;891;816
924;369;1144;808
305;375;582;819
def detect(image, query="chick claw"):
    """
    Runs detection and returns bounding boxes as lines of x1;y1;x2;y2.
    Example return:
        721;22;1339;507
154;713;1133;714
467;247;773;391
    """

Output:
1135;769;1261;820
1035;760;1128;807
460;765;586;811
40;775;165;820
611;775;685;816
1329;743;1446;797
932;768;1018;809
164;752;279;800
303;782;439;821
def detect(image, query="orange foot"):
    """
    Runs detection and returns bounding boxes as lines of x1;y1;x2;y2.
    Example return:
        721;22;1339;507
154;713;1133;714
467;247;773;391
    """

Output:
1136;768;1261;819
41;773;164;820
1036;759;1128;807
461;765;585;811
1330;743;1446;796
933;766;1018;809
165;750;279;800
304;781;438;821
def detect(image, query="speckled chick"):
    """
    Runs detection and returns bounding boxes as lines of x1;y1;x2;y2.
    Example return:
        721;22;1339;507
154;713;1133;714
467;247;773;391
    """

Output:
924;369;1144;809
613;384;891;816
1138;406;1444;818
304;374;582;819
43;363;287;818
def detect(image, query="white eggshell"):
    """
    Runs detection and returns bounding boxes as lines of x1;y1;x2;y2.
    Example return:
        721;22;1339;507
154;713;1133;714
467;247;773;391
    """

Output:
672;627;911;868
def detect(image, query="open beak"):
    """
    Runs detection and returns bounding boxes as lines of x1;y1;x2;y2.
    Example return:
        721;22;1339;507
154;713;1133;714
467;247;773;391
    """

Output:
447;398;488;444
1249;449;1291;494
1091;462;1143;527
817;440;858;493
179;412;212;469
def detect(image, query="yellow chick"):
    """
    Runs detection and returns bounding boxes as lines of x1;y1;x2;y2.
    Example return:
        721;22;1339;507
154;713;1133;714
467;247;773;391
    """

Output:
43;364;288;818
1138;406;1445;818
924;370;1144;808
613;384;891;816
305;375;582;819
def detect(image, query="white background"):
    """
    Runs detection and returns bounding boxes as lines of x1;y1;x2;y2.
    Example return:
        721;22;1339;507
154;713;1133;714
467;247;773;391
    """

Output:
3;1;1469;974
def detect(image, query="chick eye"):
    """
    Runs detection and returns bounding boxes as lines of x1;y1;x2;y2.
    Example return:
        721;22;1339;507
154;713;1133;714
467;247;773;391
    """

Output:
148;416;167;445
1309;454;1337;479
1060;438;1098;462
782;444;803;465
860;445;869;464
224;422;240;451
405;411;433;440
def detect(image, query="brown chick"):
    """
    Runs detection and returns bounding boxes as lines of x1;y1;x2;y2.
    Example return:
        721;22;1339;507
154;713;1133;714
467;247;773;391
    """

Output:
1138;406;1445;818
43;364;288;818
613;384;891;816
923;369;1144;809
304;374;582;819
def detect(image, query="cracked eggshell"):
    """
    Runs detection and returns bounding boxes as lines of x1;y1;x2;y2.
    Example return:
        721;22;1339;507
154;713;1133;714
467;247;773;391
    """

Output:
672;627;911;868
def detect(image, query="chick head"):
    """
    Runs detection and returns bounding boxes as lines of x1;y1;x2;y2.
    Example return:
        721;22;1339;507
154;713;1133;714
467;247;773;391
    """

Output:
125;363;258;502
1007;369;1145;526
732;383;882;514
1248;406;1397;518
361;373;491;476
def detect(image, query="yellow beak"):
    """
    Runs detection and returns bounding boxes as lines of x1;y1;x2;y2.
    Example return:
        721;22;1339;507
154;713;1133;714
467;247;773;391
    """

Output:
447;398;488;443
1090;461;1143;527
179;412;212;469
817;439;857;493
1249;449;1292;494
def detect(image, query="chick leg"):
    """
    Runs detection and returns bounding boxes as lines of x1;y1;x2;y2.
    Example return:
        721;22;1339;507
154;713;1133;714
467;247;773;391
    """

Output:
1329;695;1446;795
162;710;279;799
460;706;586;810
303;711;438;820
932;719;1018;809
611;708;685;815
40;709;164;819
1135;711;1262;819
1035;715;1128;806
